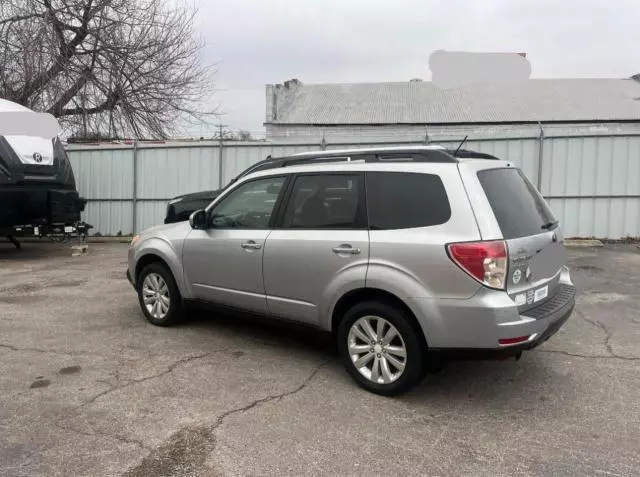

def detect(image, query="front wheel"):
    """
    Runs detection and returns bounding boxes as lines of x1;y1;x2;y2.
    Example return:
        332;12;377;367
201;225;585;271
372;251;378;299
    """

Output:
137;263;183;326
337;301;425;396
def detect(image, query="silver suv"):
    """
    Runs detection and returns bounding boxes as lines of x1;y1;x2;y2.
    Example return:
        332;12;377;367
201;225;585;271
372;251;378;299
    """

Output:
127;146;575;395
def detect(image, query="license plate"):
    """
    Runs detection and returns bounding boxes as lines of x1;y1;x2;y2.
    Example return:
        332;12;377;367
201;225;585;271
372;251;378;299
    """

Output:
534;285;548;302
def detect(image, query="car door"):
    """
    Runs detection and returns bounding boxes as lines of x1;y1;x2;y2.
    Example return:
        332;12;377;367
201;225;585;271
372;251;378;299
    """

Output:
182;175;287;314
263;172;369;326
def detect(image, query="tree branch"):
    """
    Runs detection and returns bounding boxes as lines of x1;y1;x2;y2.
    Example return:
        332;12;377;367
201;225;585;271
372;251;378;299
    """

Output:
0;12;44;25
2;0;216;137
58;91;120;117
19;0;95;101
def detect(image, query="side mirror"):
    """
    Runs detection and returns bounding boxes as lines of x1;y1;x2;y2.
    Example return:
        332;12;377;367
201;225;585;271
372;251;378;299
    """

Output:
189;209;207;230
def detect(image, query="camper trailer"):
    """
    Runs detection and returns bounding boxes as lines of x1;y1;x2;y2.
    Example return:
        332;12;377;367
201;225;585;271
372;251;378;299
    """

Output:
0;99;86;247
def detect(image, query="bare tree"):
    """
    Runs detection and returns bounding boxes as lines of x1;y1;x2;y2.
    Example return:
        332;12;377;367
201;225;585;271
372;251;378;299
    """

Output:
0;0;215;138
237;129;252;141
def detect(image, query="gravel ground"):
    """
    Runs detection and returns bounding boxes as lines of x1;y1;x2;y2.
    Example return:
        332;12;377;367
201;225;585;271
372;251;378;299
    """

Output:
0;241;638;477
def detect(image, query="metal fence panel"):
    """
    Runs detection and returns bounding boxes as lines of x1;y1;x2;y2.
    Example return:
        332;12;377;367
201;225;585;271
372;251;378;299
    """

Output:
135;201;170;233
548;197;640;238
542;136;640;197
66;134;640;238
463;139;539;181
81;201;134;236
136;146;220;200
67;148;133;199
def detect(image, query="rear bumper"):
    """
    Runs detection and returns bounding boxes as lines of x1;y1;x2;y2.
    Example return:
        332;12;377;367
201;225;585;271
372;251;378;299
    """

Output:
408;267;575;351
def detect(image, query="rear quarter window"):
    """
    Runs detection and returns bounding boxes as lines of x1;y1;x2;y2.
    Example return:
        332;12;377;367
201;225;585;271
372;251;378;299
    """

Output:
478;168;556;239
366;172;451;229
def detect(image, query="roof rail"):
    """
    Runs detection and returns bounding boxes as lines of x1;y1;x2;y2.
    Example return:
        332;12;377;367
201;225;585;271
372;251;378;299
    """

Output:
447;149;500;160
235;149;459;179
235;147;500;181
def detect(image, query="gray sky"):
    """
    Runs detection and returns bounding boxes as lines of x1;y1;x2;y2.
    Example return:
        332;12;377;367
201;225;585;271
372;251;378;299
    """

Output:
194;0;640;137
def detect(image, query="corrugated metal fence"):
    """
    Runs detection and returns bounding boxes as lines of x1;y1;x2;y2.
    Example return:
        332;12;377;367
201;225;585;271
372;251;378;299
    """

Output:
66;133;640;238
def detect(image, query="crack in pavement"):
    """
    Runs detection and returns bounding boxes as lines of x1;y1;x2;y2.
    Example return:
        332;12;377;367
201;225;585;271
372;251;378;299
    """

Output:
75;350;233;411
0;342;111;358
584;318;616;356
51;349;238;461
122;360;329;477
209;360;329;434
537;349;640;361
576;309;638;360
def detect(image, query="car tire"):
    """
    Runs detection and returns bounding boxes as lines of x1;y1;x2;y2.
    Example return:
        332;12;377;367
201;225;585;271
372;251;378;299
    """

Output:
337;301;425;396
137;262;183;326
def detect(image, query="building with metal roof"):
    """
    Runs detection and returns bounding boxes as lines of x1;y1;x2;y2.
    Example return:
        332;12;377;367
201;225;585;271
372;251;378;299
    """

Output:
264;77;640;142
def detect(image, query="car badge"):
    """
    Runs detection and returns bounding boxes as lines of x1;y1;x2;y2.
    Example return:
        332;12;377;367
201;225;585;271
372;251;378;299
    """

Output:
512;269;522;284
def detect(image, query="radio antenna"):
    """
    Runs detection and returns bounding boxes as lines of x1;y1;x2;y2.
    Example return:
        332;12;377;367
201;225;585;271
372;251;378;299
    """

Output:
454;135;469;156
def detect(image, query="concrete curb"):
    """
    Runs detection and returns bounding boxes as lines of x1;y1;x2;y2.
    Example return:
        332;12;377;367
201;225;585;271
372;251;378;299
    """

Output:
564;239;604;248
86;237;133;243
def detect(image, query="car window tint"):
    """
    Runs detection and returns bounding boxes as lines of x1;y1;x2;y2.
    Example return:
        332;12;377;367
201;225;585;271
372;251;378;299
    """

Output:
210;176;285;229
478;168;556;239
366;172;451;229
283;174;363;229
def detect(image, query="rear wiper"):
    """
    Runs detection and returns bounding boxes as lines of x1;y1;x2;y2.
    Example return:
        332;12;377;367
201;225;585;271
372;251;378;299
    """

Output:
541;220;558;230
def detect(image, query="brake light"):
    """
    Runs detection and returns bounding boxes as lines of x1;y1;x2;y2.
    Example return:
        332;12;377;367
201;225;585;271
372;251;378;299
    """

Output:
447;240;508;289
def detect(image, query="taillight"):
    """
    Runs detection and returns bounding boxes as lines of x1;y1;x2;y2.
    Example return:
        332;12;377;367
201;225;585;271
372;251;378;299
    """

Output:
447;240;508;290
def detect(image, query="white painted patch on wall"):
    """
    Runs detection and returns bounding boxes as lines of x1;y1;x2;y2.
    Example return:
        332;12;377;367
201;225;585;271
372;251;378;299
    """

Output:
429;50;531;89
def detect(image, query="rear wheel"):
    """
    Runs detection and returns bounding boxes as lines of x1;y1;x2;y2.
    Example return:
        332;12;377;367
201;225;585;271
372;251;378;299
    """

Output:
337;301;425;396
137;263;183;326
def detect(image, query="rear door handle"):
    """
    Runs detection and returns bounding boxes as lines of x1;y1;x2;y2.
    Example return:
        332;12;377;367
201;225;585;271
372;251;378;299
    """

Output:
241;240;262;250
332;244;361;255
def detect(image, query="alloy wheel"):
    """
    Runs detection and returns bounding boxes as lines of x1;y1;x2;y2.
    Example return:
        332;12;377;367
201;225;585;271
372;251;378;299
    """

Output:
142;273;170;319
347;315;407;384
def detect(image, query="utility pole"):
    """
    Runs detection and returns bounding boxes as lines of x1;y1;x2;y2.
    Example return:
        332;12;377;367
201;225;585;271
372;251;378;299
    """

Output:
80;92;88;138
217;124;228;188
217;123;229;140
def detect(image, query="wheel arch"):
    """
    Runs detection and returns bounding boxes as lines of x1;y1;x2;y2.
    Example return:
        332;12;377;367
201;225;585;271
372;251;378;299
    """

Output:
133;238;188;297
330;287;427;349
135;254;172;283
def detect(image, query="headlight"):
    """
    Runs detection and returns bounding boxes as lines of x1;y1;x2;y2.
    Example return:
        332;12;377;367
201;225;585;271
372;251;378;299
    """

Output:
130;234;140;246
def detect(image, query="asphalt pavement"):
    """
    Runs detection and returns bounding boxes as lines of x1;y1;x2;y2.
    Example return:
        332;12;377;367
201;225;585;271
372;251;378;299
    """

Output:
0;241;638;477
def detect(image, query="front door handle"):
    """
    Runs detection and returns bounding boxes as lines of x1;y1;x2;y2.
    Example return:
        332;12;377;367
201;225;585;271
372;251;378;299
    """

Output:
332;244;361;255
241;240;262;250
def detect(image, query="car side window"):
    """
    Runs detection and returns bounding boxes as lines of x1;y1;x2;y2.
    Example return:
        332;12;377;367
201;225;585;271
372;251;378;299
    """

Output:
366;171;451;229
209;176;285;229
282;174;364;229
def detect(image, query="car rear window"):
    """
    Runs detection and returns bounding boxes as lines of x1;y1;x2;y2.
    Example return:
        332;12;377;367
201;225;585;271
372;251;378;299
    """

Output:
366;172;451;229
478;168;556;239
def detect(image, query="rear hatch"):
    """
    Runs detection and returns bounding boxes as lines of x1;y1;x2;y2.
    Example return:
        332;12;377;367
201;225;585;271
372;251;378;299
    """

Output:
476;167;566;312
